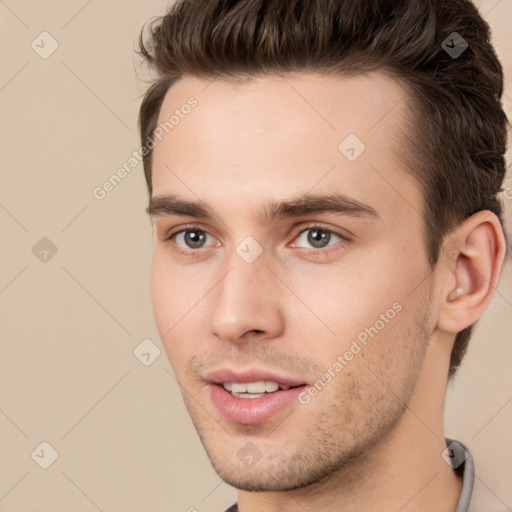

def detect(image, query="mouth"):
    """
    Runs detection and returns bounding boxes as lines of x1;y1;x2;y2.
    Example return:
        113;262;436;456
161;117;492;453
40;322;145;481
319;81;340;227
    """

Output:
205;369;308;424
220;380;300;398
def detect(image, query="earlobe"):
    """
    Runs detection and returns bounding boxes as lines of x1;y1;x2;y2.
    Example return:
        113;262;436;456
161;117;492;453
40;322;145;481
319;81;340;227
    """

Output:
436;210;506;334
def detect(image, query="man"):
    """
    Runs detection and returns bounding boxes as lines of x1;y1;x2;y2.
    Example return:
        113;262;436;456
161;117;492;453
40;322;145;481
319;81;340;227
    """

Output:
137;0;509;510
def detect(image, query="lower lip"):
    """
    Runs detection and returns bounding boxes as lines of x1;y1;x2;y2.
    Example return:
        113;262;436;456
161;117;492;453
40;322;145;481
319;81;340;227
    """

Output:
209;384;306;424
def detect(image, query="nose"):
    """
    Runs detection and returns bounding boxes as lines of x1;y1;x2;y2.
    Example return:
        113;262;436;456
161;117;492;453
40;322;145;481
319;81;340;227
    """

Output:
209;254;285;343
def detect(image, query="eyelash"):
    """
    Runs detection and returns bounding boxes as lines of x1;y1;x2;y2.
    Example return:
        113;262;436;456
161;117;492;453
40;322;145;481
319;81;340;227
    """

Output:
163;224;350;259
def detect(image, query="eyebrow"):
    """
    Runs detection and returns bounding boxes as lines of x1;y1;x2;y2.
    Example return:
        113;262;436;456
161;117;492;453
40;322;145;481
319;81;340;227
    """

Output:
146;192;380;222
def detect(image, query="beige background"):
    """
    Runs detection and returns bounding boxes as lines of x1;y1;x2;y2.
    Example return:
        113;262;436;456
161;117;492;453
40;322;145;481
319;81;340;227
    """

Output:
0;1;510;511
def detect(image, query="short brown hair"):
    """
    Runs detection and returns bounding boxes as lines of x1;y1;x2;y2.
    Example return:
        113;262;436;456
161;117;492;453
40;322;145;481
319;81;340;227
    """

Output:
137;0;509;378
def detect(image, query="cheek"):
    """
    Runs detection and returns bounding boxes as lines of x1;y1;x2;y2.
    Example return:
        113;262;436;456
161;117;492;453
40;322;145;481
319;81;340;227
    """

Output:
286;260;398;333
303;300;426;427
150;251;173;331
150;251;191;356
150;249;202;324
150;250;213;369
284;247;425;364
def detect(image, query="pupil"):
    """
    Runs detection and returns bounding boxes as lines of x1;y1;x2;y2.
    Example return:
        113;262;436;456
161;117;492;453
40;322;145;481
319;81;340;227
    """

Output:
308;229;330;248
185;230;206;248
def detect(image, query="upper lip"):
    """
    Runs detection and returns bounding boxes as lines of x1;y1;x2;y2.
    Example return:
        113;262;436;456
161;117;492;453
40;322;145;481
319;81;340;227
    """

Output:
204;367;308;387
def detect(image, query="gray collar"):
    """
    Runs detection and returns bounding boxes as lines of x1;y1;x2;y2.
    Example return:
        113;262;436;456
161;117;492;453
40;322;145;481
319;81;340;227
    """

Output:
448;439;475;512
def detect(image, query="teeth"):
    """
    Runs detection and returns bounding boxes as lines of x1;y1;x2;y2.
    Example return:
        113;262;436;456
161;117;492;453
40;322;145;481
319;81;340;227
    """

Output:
232;391;265;399
247;381;279;393
222;381;289;395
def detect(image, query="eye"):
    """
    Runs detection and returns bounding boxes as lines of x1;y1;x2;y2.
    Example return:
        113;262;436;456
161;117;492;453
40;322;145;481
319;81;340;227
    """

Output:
291;226;345;250
173;228;215;250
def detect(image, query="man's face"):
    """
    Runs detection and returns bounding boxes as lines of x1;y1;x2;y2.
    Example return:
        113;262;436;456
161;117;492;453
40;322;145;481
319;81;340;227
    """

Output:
149;72;436;491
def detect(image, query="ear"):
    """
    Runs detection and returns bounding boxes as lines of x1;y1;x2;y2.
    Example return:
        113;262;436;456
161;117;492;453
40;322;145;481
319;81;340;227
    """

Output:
436;210;507;334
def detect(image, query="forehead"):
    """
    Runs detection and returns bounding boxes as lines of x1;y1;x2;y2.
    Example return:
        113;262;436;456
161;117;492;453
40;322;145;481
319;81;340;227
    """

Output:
151;71;421;222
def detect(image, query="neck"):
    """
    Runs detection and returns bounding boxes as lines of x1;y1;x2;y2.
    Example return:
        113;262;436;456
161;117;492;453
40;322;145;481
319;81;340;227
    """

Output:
236;333;463;512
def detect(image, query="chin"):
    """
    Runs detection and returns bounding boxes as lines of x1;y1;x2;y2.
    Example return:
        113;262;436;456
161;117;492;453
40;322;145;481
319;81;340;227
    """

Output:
204;441;353;493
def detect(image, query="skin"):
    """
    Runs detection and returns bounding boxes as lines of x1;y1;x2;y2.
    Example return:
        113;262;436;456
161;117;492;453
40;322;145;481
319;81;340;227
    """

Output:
148;72;506;511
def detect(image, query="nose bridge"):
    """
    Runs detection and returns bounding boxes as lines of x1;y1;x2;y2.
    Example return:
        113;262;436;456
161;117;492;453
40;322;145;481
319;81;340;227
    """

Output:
210;247;283;341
